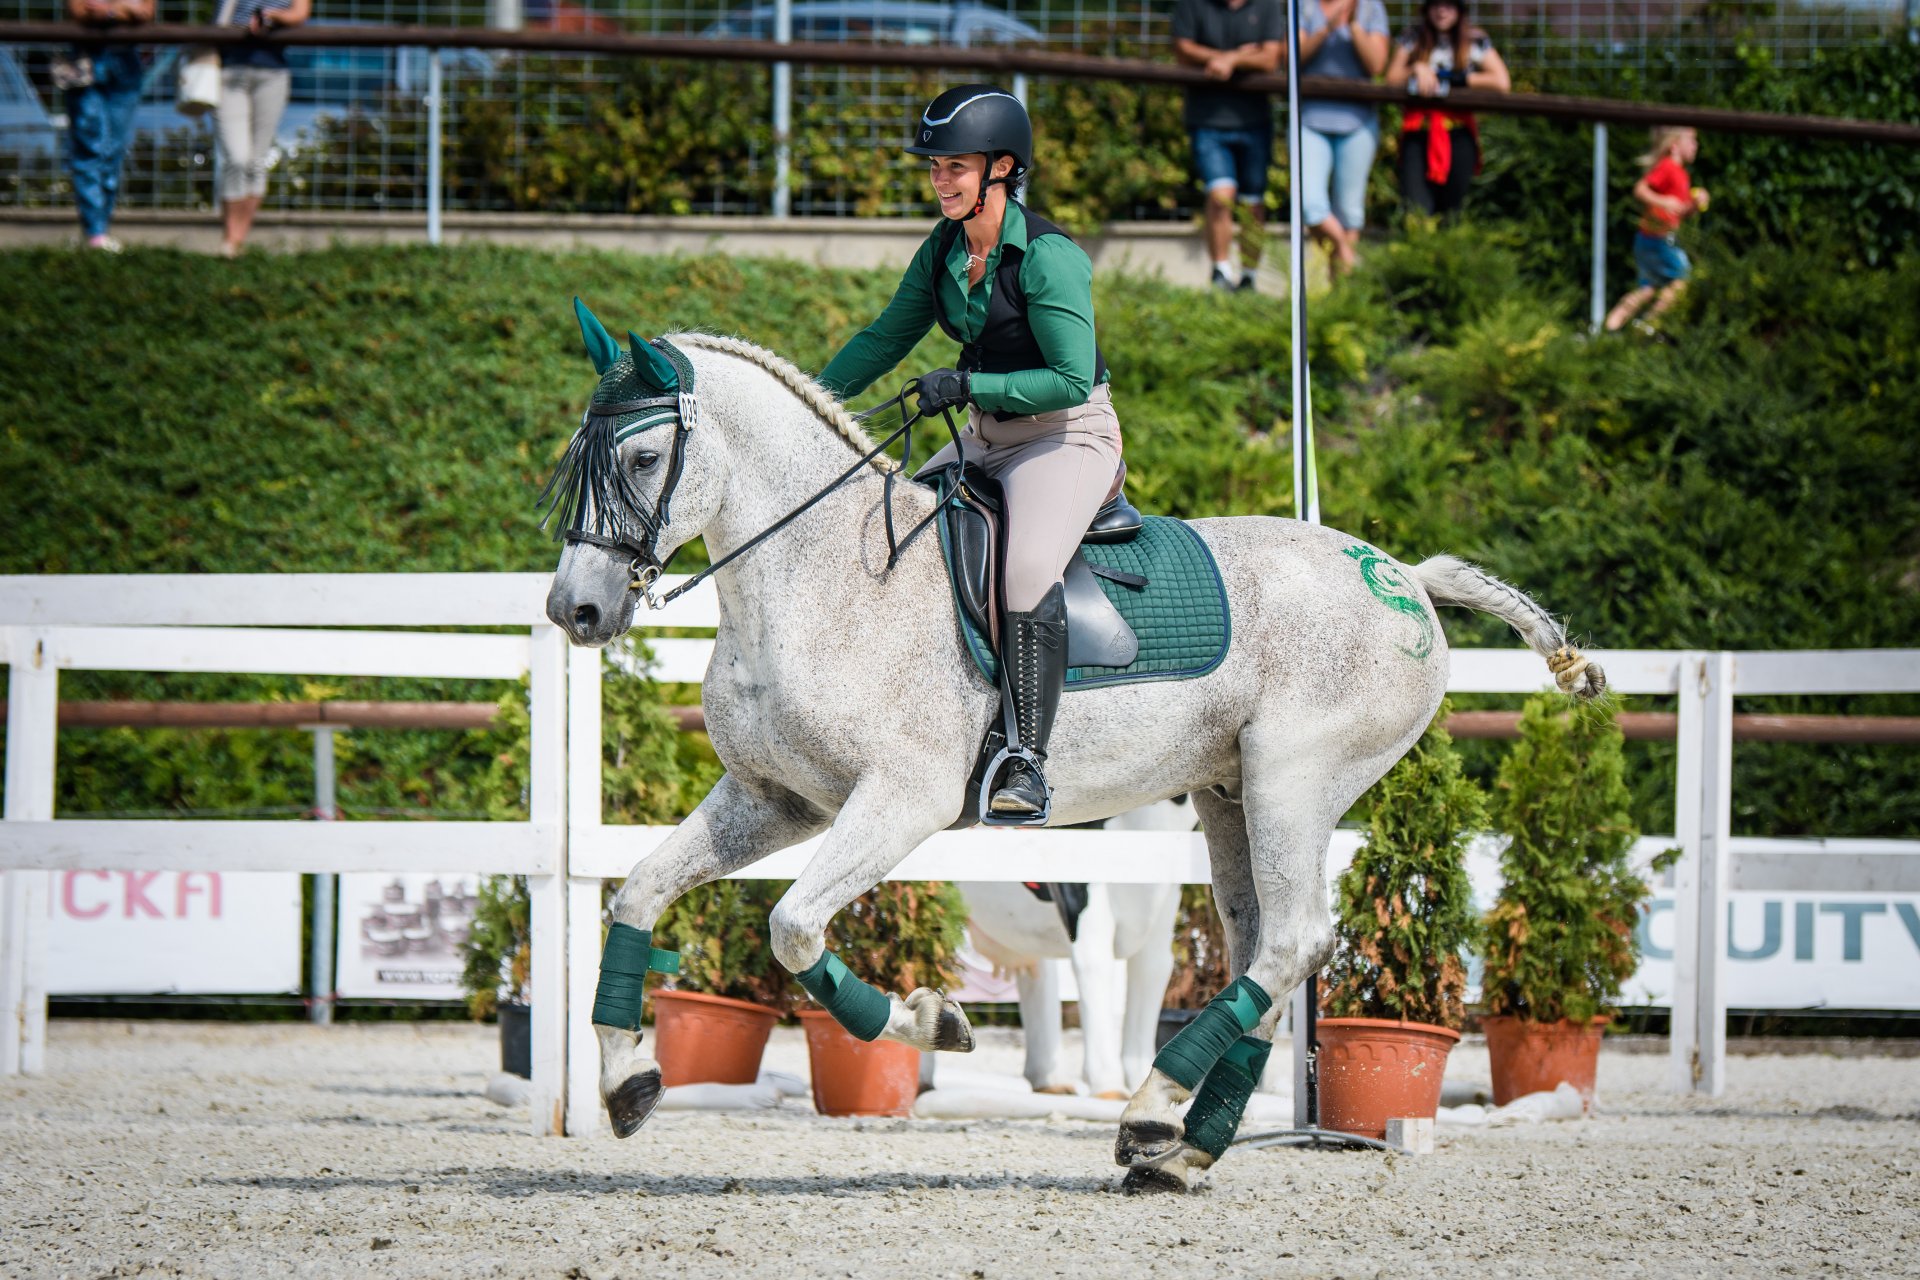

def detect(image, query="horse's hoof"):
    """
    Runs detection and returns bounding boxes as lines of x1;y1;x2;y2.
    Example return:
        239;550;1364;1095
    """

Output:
606;1068;662;1139
1114;1119;1183;1168
1120;1165;1190;1195
934;999;975;1053
904;988;975;1053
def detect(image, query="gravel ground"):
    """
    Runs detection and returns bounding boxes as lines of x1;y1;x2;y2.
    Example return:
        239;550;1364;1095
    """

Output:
3;1020;1917;1280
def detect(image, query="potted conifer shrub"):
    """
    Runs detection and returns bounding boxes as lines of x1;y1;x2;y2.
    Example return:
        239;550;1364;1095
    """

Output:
796;881;967;1116
1480;694;1646;1109
463;874;533;1078
650;880;793;1087
1317;706;1485;1139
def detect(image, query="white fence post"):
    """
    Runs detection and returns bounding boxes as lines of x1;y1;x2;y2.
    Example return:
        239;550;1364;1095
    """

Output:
1670;651;1733;1095
564;643;605;1137
526;623;570;1136
2;628;58;1076
1694;652;1734;1095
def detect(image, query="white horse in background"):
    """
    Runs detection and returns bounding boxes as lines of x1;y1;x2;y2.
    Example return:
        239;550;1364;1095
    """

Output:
956;797;1194;1099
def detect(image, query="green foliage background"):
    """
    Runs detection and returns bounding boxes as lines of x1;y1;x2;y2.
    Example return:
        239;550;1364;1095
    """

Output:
2;214;1917;842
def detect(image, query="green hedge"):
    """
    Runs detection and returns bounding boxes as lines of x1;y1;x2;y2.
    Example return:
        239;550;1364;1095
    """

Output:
2;228;1916;836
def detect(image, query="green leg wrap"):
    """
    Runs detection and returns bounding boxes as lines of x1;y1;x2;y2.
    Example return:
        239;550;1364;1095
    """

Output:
1181;1035;1273;1160
591;922;683;1031
796;949;892;1042
1152;975;1272;1091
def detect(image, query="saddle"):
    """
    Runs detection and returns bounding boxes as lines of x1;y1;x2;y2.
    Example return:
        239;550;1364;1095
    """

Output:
925;460;1145;669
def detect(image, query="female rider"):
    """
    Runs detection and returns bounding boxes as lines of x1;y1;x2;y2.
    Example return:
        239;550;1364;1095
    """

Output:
817;84;1124;821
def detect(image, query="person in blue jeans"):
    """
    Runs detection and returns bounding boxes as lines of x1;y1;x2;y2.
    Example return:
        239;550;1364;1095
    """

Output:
62;0;153;252
1172;0;1285;291
1296;0;1390;279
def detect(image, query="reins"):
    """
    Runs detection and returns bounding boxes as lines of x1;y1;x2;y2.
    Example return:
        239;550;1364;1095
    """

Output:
641;382;964;609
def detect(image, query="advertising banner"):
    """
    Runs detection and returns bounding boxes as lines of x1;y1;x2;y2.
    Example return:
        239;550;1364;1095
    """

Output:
48;870;302;995
1629;892;1920;1010
333;872;481;1001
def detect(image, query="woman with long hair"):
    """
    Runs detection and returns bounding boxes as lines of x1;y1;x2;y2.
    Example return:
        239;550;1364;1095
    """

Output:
1384;0;1510;215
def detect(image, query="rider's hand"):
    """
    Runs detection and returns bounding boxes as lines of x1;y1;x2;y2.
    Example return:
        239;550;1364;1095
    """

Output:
1413;64;1441;97
916;368;972;415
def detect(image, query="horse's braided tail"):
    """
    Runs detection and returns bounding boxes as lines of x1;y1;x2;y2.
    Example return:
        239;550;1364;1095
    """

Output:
1409;554;1607;700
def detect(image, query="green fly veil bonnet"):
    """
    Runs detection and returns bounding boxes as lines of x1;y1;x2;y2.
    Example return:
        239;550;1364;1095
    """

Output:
538;298;699;578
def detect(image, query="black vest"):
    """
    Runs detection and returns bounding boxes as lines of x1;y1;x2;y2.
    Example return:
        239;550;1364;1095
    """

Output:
931;203;1111;392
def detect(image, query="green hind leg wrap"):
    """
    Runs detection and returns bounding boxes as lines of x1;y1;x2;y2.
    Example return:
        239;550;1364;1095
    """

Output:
1152;975;1272;1091
591;922;683;1031
1181;1035;1273;1160
796;949;892;1041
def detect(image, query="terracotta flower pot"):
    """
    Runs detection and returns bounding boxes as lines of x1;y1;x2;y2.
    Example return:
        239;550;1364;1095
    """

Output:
1482;1014;1608;1108
796;1010;921;1116
652;989;781;1087
1315;1016;1462;1140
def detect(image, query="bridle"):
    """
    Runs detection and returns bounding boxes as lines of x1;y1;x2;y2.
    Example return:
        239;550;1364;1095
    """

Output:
549;388;699;605
541;366;963;611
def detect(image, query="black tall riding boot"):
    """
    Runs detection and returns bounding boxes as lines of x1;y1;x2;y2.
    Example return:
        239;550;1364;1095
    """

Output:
990;581;1067;817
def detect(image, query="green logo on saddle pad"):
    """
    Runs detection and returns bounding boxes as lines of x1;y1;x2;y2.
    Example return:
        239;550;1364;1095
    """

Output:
1342;543;1435;661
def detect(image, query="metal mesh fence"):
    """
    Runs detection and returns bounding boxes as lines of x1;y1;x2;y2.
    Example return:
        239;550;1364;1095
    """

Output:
3;0;1912;218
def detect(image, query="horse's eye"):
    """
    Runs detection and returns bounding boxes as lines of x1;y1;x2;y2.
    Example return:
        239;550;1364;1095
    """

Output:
632;451;661;472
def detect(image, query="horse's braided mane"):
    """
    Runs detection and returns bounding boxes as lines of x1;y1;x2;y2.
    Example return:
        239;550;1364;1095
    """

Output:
674;332;899;475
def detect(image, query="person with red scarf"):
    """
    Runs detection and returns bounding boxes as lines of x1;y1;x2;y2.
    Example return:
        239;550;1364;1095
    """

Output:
1384;0;1509;215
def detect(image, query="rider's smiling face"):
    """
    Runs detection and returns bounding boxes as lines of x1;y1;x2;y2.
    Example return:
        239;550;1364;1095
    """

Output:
928;153;1015;219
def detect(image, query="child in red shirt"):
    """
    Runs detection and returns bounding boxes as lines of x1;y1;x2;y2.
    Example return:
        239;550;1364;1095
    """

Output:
1604;125;1710;333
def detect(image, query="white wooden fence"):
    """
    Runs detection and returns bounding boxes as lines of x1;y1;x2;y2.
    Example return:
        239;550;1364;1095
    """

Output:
3;573;1917;1134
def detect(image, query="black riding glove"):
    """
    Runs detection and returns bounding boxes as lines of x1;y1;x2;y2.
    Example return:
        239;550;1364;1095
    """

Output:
916;368;972;415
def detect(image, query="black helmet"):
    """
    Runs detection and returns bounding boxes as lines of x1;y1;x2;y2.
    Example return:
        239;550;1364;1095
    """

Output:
906;84;1032;177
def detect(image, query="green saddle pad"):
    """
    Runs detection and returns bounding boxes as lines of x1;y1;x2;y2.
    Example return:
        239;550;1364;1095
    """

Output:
938;513;1233;691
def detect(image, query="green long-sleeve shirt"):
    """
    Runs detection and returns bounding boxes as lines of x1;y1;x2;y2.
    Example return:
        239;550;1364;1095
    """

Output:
817;204;1107;417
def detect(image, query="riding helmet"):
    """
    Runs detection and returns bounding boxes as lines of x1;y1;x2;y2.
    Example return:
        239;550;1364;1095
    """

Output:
906;84;1032;177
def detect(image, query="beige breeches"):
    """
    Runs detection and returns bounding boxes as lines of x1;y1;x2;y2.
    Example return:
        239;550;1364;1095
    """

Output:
921;384;1124;613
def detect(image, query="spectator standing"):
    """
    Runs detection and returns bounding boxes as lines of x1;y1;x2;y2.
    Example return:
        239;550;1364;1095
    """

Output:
216;0;311;257
1172;0;1285;291
1605;126;1709;333
1295;0;1391;278
59;0;153;252
1384;0;1510;215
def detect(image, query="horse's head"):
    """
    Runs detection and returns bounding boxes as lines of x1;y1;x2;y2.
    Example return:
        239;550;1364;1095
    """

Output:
541;299;731;647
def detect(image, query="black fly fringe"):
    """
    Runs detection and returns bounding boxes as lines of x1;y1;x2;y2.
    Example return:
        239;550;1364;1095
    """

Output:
535;412;659;547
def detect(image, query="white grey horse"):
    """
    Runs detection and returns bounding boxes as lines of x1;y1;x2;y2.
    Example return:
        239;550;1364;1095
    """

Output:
955;798;1194;1099
545;324;1603;1190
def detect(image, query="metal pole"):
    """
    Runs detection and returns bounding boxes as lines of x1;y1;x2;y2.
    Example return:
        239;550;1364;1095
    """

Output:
308;727;337;1027
426;48;443;247
1284;0;1321;1131
1908;0;1918;45
1590;122;1608;331
1011;73;1029;201
772;0;792;218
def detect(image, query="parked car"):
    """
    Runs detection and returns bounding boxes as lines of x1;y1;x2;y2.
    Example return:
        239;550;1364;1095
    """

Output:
702;0;1043;46
0;47;59;161
129;34;497;153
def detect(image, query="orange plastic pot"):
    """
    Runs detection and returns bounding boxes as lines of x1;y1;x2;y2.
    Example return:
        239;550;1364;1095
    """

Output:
652;989;781;1087
1482;1014;1608;1108
796;1010;921;1116
1315;1016;1462;1140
